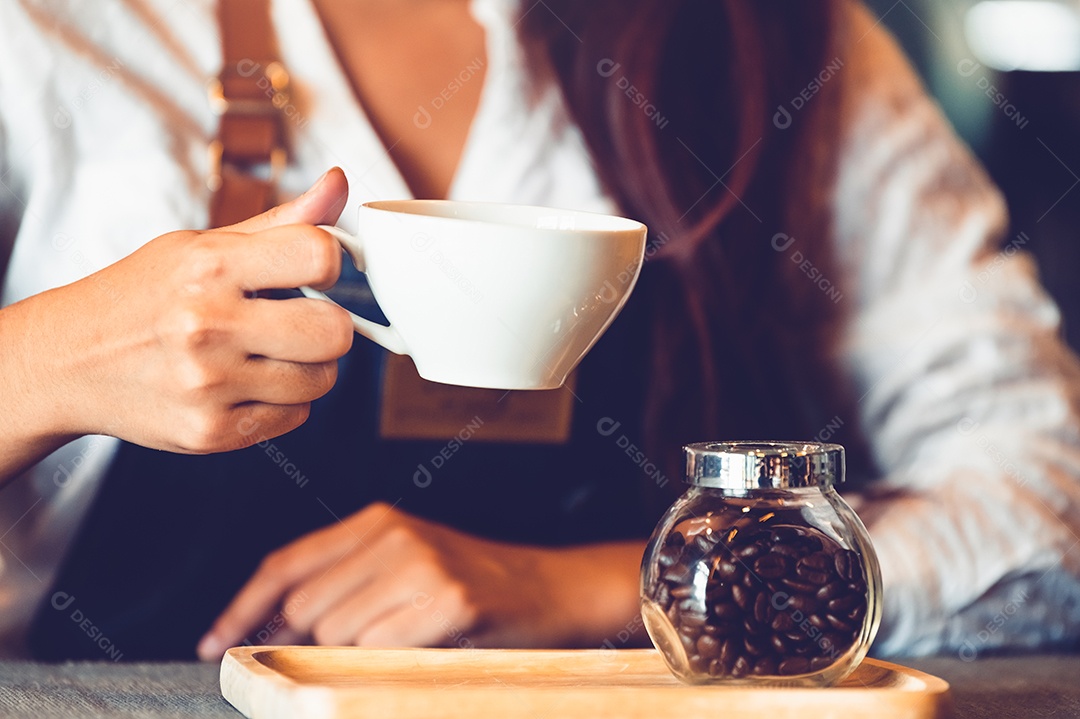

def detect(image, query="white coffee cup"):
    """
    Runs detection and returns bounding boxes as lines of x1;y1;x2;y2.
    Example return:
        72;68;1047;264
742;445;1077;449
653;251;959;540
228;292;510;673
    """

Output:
301;200;647;390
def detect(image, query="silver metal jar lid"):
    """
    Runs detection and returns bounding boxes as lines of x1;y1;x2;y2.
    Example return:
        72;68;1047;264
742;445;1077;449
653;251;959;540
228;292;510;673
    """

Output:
684;441;845;490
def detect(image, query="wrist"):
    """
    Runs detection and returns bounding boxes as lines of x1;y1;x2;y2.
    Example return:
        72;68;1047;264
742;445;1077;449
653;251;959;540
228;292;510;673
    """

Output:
540;541;647;648
0;288;83;478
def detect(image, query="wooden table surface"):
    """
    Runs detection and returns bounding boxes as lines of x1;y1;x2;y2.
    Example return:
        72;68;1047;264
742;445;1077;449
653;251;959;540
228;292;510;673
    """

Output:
0;653;1076;718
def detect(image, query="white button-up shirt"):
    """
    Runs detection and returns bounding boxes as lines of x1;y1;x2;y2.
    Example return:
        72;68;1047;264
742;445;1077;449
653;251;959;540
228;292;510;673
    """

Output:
1;0;1079;658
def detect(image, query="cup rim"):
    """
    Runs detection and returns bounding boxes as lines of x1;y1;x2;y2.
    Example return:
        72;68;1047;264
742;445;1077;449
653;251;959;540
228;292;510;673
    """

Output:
360;199;647;235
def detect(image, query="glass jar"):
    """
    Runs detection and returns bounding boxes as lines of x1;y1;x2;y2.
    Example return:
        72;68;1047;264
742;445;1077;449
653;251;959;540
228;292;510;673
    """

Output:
640;442;882;686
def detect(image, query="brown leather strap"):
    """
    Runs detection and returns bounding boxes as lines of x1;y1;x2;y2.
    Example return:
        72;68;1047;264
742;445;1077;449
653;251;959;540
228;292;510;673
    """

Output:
208;0;289;227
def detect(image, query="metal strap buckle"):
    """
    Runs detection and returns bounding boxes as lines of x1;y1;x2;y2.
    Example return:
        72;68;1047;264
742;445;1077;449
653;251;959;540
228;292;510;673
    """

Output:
206;61;291;192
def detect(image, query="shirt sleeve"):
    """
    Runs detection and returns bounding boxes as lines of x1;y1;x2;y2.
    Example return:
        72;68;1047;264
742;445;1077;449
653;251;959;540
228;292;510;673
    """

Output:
833;1;1080;656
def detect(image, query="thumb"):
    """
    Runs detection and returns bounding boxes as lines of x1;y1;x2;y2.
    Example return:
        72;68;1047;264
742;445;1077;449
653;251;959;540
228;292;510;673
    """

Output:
220;167;349;233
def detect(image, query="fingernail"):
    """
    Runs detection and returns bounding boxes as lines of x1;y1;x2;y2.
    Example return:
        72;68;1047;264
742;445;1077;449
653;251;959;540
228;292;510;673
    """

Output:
197;633;225;660
300;168;333;198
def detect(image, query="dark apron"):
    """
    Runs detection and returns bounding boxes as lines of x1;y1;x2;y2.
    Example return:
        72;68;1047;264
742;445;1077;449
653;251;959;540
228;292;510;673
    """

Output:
27;265;661;660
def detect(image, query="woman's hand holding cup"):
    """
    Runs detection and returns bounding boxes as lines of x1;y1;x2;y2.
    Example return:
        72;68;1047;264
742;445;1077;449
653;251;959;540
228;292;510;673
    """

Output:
1;169;355;471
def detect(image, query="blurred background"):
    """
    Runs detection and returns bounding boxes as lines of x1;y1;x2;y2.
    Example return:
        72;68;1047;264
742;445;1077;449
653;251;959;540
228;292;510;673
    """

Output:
864;0;1080;349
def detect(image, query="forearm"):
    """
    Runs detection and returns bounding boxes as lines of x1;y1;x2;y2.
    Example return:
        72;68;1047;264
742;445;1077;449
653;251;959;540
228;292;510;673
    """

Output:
0;287;82;484
543;539;649;648
854;456;1080;656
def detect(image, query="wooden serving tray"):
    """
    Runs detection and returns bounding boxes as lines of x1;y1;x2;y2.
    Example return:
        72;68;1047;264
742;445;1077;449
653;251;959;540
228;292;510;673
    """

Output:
220;647;952;719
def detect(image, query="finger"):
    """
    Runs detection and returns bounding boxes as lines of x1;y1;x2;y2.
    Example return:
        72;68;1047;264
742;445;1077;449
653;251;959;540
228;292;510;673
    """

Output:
283;549;379;636
250;625;308;649
199;521;364;655
219;224;343;292
279;505;413;635
305;522;449;647
359;600;462;648
173;402;311;456
312;578;417;647
234;357;338;406
221;167;349;234
238;297;353;363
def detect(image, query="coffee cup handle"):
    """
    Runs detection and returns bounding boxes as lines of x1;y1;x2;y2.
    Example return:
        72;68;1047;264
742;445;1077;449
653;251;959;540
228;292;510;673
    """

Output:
299;225;409;355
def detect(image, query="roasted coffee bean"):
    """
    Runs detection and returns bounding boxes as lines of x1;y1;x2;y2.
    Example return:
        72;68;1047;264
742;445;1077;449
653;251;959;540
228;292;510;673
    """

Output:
770;633;795;654
753;553;790;580
781;576;818;594
744;633;772;656
731;584;752;611
666;603;680;625
752;657;778;676
662;565;693;584
653;512;871;680
688;653;708;673
743;617;765;636
677;598;699;613
785;630;812;646
817;581;847;603
701;621;737;638
754;592;775;625
658;546;681;568
827;593;861;614
670;584;694;600
772;612;796;633
735;543;764;560
785;593;818;614
779;657;811;676
713;558;741;582
719;638;741;668
695;533;718;554
772;543;804;559
707;580;733;599
681;612;709;629
796;552;833;585
834;550;859;581
826;614;855;633
821;632;852;653
713;602;741;622
696;634;720;659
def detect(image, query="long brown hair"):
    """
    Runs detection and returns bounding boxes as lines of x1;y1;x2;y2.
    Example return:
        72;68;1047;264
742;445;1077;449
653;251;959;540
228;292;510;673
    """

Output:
524;1;871;485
